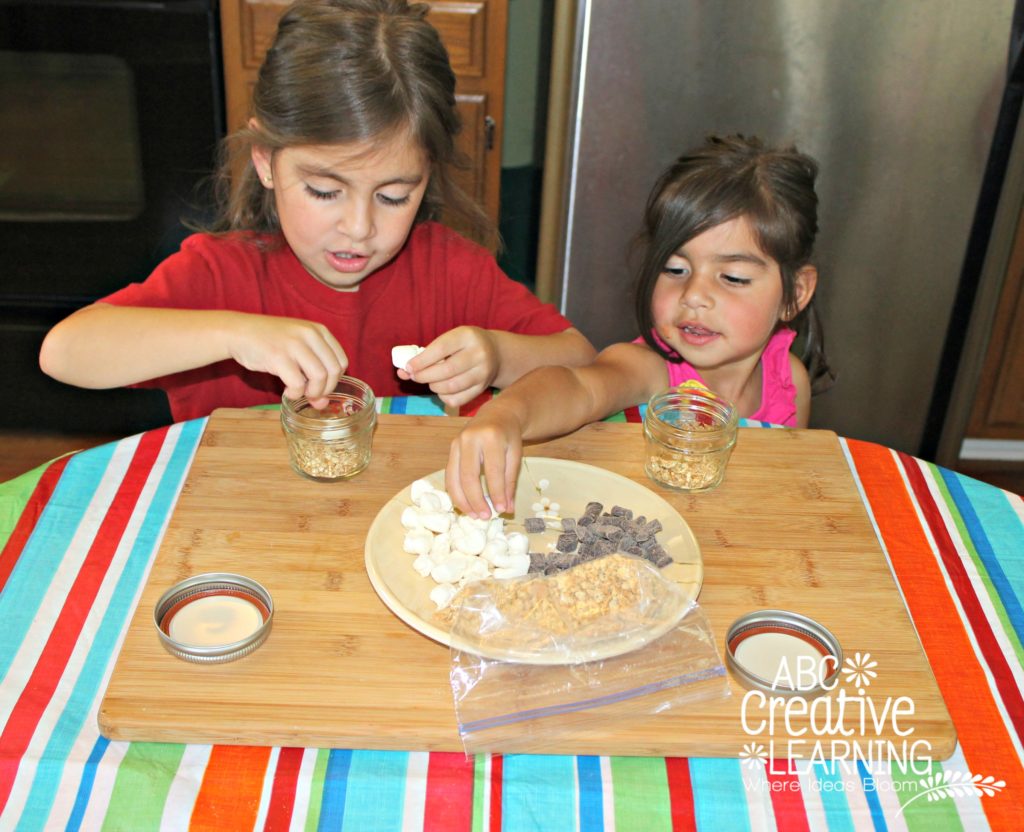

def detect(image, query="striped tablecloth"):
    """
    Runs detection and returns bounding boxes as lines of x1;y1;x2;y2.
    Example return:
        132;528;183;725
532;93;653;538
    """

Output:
1;398;1021;831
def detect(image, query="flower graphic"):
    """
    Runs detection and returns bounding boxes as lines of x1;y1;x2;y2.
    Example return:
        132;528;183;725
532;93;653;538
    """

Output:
842;652;878;688
897;770;1006;815
739;742;768;769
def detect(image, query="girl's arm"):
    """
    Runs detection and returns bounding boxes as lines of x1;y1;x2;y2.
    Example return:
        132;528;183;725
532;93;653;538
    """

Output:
486;327;596;387
445;341;668;517
39;303;349;407
402;325;596;408
789;352;812;428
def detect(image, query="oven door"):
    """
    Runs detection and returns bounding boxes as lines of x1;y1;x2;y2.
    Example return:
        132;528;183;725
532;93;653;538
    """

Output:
0;0;223;431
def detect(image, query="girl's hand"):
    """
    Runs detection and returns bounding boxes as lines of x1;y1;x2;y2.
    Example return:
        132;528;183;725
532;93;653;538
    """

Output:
226;314;348;407
446;406;524;519
399;326;498;408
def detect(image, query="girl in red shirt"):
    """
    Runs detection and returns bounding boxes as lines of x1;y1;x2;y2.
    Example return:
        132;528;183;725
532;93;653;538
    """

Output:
40;0;594;421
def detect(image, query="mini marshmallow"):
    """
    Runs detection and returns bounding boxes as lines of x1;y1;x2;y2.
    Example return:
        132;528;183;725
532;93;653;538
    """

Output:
412;553;435;577
402;528;433;556
486;517;506;540
431;554;471;584
392;344;425;369
494;553;530;579
410;478;440;505
429;531;452;560
400;506;423;530
480;538;509;565
453;526;487;556
416;492;442;513
458;514;489;532
506;532;529;556
429;582;458;610
420;510;451;533
461;558;491;583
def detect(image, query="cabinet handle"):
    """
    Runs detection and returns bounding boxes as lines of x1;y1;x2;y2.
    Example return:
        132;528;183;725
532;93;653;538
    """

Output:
485;116;496;151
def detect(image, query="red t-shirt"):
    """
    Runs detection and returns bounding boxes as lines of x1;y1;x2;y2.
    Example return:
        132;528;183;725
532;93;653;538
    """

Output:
101;222;573;421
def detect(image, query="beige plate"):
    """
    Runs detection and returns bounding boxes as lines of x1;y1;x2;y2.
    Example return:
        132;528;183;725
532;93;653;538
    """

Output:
364;458;703;663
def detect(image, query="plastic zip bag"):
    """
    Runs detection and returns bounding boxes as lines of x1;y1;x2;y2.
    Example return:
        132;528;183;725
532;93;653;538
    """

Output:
447;554;728;755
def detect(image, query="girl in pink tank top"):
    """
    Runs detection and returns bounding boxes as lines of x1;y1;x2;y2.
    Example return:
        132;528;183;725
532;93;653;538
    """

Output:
448;135;835;518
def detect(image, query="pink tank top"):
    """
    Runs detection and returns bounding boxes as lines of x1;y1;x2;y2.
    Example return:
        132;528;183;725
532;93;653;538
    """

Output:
638;328;799;426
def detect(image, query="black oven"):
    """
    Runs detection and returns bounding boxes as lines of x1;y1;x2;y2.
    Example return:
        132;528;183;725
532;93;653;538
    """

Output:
0;0;223;432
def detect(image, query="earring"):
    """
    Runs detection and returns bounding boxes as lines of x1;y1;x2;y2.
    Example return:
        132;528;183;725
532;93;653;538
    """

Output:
263;175;272;184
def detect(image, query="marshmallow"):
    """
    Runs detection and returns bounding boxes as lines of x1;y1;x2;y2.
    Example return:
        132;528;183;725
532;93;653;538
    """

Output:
431;554;471;584
402;528;433;556
480;539;511;567
400;505;423;530
506;532;529;556
429;531;452;560
429;582;458;610
392;344;425;369
412;553;435;577
420;510;451;534
410;478;435;504
462;557;492;582
494;553;530;579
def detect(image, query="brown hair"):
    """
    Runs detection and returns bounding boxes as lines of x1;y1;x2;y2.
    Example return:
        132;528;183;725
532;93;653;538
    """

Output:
203;0;495;248
635;134;833;393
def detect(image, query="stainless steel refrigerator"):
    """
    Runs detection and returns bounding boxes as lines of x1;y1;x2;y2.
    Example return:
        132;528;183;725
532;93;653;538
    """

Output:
539;0;1023;456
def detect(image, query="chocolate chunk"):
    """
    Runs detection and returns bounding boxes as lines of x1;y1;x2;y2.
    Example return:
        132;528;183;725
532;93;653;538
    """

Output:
610;505;633;519
584;501;603;517
592;523;621;539
556;532;579;553
561;517;577;532
523;517;547;534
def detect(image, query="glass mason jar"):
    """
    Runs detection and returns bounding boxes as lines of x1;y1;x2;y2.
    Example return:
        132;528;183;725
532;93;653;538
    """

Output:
280;377;377;482
643;385;739;492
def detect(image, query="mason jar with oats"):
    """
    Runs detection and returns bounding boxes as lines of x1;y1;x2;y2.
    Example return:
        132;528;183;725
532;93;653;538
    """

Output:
281;377;376;481
643;383;738;492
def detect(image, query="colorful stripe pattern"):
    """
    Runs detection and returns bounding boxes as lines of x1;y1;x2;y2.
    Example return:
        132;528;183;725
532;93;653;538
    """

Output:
0;408;1021;830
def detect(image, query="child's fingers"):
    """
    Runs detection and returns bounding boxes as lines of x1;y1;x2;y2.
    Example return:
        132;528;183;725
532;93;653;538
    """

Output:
503;445;520;514
291;333;347;404
444;443;473;516
456;446;493;519
430;366;489;407
408;328;490;385
481;448;513;515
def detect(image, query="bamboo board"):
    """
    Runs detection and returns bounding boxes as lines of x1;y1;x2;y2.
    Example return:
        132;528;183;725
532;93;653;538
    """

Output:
99;409;956;758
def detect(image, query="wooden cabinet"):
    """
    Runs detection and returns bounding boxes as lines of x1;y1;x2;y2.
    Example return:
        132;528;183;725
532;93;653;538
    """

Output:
967;207;1024;439
219;0;507;225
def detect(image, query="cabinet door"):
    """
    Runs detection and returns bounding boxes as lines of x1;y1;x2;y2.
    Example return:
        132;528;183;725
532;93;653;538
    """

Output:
219;0;506;226
966;229;1024;438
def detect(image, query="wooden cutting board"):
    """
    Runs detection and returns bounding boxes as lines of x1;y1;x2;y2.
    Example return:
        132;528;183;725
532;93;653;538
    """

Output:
99;409;955;758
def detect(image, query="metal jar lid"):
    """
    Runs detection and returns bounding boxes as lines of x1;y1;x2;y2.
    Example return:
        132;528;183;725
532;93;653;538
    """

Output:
154;573;273;663
725;609;842;697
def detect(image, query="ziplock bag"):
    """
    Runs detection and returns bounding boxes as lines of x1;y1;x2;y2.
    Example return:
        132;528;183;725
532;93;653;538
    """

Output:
448;553;729;755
